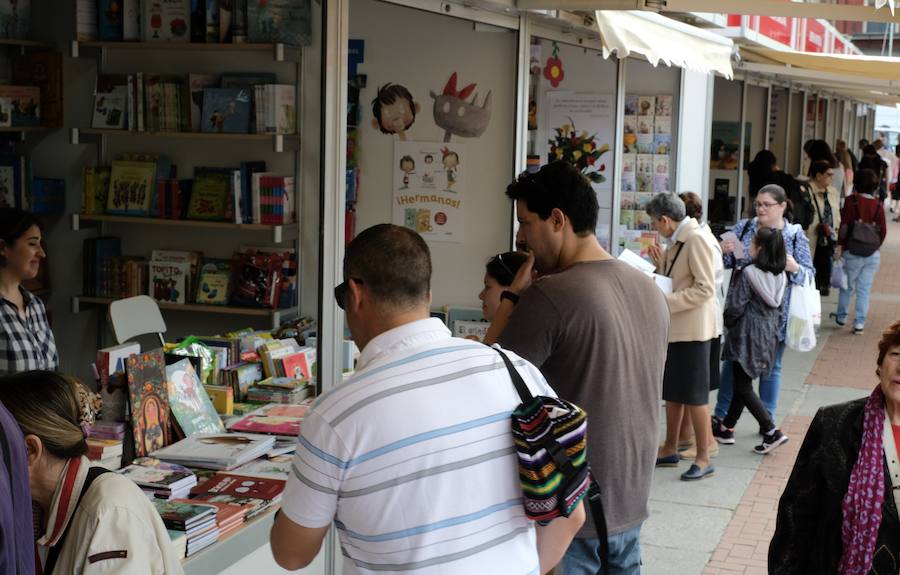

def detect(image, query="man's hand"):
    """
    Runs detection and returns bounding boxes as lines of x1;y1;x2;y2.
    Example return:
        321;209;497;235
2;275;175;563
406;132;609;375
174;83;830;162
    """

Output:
509;251;536;294
647;243;663;268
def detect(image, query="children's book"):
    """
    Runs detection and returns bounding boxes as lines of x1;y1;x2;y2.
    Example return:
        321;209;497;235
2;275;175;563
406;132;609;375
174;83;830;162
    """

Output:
655;95;673;117
202;384;233;415
195;259;231;305
165;358;225;436
117;457;197;490
150;432;275;469
205;0;219;42
98;0;123;40
13;51;63;128
106;160;156;215
126;349;171;458
247;0;311;46
637;96;655;117
142;0;190;41
654;116;671;136
190;472;286;501
187;74;217;132
93;75;129;129
123;0;140;40
153;500;218;530
227;403;310;437
0;86;39;127
273;84;296;134
149;259;190;304
98;341;140;422
229;454;292;480
186;168;230;220
200;88;251;134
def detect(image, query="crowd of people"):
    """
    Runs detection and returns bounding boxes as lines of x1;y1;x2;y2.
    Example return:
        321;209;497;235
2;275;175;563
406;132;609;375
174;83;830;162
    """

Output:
0;143;897;574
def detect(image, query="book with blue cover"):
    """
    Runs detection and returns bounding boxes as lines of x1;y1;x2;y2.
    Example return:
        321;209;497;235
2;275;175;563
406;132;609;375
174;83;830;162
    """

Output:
98;0;124;40
201;88;250;134
247;0;310;46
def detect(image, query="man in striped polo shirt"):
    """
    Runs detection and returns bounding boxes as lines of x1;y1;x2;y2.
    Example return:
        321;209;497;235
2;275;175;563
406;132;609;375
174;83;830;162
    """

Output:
271;224;584;574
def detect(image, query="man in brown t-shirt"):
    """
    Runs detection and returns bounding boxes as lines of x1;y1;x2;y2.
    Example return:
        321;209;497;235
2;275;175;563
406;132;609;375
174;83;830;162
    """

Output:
498;161;670;575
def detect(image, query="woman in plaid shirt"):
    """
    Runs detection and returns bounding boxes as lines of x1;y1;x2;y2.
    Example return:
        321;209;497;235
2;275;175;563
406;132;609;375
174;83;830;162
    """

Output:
0;208;57;375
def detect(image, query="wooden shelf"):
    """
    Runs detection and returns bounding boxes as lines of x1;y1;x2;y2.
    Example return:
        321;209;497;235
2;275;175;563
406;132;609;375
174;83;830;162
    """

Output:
71;128;297;152
72;213;296;242
72;296;297;328
0;126;48;132
71;41;298;62
0;38;53;49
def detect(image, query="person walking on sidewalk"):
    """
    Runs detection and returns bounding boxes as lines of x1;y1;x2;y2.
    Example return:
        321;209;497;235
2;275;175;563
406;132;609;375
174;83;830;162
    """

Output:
715;184;815;429
833;169;887;336
806;160;842;296
645;193;718;481
713;227;790;454
769;320;900;574
499;161;670;575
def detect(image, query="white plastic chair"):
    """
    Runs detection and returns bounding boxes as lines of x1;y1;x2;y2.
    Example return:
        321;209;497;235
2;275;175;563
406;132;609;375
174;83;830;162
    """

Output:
109;295;167;346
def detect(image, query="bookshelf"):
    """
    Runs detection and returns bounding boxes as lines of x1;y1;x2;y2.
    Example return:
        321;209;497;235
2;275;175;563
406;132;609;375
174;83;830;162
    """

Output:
71;34;306;338
71;297;298;330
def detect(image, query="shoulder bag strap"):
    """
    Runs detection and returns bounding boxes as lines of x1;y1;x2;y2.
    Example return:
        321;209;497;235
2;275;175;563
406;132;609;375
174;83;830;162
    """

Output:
493;347;534;404
738;219;753;242
43;466;111;575
665;243;685;278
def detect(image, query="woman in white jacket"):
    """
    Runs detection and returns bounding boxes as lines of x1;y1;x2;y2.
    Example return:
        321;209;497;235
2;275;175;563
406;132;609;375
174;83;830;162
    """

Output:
0;371;185;575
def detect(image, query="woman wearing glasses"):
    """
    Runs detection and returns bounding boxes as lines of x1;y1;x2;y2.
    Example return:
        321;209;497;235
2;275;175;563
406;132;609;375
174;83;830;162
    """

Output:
479;251;531;345
713;184;815;437
805;160;842;295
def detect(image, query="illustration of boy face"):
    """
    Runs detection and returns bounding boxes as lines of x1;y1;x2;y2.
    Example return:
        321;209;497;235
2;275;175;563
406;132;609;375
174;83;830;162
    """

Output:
372;83;420;141
380;99;414;133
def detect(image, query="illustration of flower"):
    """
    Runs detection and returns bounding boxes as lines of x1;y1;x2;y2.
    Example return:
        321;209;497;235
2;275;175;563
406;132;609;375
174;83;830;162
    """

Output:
543;42;565;88
548;117;609;184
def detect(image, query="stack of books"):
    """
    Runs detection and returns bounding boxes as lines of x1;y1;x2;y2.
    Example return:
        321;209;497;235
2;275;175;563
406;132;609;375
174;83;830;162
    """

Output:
247;380;311;404
153;500;219;557
190;472;286;521
86;438;123;470
87;421;126;440
117;457;198;500
150;433;276;470
257;340;315;380
180;499;248;541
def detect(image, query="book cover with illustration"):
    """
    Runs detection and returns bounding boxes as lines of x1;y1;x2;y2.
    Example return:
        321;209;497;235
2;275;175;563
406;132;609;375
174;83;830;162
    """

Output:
654;116;671;136
190;472;286;501
637;96;655;117
201;88;251;134
165;358;225;437
624;94;638;116
143;0;190;41
273;84;296;134
187;74;217;132
186;168;230;220
13;51;63;128
653;134;672;155
230;454;292;480
92;86;128;129
126;349;171;458
117;457;196;489
149;260;189;304
655;95;673;117
196;259;231;305
247;0;311;46
228;403;309;437
652;155;670;193
152;500;217;529
151;433;275;470
0;86;39;127
106;160;156;215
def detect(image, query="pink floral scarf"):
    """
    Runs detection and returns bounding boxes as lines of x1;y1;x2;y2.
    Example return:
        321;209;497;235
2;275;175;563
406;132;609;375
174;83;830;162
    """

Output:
838;386;886;575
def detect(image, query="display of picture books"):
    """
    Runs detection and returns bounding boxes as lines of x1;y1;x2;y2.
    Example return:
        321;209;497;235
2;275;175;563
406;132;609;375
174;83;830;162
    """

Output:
126;349;172;458
118;457;198;499
196;259;232;305
142;0;191;42
201;88;251;134
151;432;276;470
165;359;226;437
652;155;670;193
149;259;190;304
106;160;156;215
624;95;638;116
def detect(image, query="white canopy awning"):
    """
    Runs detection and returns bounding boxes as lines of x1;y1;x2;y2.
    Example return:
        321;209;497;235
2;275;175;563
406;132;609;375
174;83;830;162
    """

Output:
594;10;734;78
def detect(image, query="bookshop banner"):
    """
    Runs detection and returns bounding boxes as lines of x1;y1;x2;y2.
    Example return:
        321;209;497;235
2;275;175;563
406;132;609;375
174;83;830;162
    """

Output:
393;141;466;243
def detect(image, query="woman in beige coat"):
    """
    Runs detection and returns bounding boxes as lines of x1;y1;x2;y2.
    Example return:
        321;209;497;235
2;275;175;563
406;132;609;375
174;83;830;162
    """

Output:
647;193;719;481
805;160;842;295
0;371;185;575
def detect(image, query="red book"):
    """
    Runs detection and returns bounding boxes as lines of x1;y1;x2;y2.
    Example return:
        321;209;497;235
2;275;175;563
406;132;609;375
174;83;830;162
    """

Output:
189;473;286;501
280;351;311;381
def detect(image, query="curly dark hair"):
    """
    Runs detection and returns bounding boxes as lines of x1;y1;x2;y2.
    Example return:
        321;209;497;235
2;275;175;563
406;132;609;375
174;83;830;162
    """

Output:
371;83;417;134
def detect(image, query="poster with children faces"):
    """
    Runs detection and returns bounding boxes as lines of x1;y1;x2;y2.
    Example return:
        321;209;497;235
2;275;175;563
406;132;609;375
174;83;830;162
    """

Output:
393;141;466;243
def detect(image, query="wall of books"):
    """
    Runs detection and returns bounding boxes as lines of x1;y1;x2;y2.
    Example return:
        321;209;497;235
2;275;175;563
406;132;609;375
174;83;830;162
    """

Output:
527;39;618;250
617;57;680;257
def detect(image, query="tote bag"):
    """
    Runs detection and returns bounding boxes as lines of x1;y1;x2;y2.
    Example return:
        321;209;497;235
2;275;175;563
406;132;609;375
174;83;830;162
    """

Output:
786;276;818;352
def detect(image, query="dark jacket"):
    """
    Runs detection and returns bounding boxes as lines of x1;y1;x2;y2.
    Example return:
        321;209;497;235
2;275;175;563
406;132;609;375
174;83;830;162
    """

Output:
721;265;785;379
769;398;900;574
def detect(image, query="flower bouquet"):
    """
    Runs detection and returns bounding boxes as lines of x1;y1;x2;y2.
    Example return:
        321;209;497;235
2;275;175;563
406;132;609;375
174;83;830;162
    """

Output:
548;118;610;184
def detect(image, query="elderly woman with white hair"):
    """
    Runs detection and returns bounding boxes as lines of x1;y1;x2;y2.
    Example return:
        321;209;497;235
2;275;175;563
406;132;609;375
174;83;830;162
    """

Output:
647;193;719;481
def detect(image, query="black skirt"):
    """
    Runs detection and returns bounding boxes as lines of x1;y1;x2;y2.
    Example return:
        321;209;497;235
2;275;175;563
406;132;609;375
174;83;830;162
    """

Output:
662;339;713;406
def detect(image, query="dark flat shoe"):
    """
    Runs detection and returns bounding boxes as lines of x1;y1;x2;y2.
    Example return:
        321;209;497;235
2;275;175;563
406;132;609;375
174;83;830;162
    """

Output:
655;453;681;467
680;463;715;481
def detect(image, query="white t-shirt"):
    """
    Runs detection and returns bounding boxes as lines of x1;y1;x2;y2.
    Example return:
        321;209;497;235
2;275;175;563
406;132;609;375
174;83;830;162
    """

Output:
282;318;555;575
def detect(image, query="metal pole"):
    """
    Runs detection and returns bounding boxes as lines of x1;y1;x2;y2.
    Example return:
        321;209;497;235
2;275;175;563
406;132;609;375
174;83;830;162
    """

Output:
890;22;894;58
610;57;626;254
736;80;748;222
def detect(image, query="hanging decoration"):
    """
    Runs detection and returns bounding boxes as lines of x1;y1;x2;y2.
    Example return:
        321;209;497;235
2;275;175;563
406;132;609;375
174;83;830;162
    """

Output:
543;42;565;88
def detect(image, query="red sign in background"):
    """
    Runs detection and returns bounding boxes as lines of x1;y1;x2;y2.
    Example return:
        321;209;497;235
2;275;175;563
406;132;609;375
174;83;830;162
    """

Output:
757;16;793;47
804;20;826;53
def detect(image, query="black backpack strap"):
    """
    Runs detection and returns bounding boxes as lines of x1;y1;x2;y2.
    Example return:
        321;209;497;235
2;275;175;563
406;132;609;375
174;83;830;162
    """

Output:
43;466;112;575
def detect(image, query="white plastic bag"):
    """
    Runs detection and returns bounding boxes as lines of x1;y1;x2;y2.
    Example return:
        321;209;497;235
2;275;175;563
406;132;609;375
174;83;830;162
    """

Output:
786;276;818;352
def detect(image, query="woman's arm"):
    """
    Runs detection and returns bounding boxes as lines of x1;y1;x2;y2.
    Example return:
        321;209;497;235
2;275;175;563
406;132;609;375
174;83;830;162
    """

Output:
787;229;814;286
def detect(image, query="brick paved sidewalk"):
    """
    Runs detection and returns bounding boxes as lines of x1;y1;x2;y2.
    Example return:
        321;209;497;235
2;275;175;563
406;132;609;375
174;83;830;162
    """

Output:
700;217;900;574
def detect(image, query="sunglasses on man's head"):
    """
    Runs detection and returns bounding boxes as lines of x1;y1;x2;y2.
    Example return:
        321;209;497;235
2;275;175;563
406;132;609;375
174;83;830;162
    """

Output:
334;277;364;310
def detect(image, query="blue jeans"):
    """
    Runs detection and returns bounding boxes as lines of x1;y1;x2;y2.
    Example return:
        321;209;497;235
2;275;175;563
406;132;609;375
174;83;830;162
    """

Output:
836;251;881;329
559;524;642;575
714;342;786;421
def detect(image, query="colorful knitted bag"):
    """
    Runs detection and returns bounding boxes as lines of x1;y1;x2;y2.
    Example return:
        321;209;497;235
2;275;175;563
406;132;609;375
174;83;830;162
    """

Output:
493;347;609;571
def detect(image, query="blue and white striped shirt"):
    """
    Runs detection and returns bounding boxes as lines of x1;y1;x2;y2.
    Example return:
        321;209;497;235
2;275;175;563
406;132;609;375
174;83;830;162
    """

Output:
281;318;554;574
